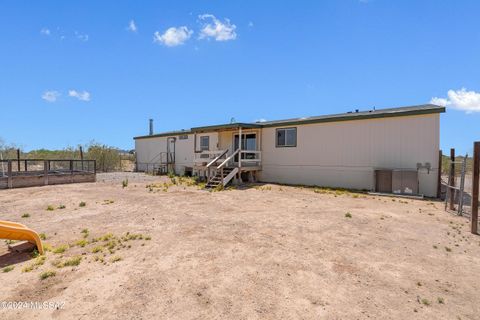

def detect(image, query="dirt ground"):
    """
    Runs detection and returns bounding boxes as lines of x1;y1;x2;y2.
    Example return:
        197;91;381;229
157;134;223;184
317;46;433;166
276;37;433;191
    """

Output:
1;172;479;320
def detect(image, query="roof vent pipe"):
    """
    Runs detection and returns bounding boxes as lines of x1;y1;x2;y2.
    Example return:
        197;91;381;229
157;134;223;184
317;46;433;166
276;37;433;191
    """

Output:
149;119;154;135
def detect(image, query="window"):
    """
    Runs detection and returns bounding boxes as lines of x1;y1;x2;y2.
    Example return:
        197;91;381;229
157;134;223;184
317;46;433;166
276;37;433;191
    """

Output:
200;136;209;151
178;135;188;140
276;128;296;147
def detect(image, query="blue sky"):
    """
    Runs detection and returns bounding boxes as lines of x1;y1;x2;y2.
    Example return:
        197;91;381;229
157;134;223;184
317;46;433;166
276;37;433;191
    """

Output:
1;0;479;154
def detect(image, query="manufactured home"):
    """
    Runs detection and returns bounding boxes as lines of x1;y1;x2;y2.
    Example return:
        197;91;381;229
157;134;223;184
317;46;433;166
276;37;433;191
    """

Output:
134;104;445;197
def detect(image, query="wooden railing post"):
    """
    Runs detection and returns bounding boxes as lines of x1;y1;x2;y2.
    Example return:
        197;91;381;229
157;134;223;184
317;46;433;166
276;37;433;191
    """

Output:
24;159;28;172
472;142;479;235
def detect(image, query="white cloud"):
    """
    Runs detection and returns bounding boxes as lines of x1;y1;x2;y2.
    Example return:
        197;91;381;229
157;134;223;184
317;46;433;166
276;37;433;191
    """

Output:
41;91;60;102
248;21;254;28
127;20;137;32
153;26;193;47
40;28;51;36
430;88;480;113
75;32;89;42
255;118;267;123
69;90;91;102
198;14;237;41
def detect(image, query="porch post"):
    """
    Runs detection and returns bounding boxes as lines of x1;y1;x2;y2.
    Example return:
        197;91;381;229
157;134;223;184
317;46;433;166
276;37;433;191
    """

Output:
238;126;242;170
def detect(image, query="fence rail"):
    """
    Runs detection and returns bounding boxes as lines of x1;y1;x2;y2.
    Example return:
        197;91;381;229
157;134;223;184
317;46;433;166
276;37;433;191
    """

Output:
0;159;96;189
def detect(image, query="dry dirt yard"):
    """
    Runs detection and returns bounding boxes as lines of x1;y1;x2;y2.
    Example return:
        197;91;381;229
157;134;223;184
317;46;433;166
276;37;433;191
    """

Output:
1;172;479;320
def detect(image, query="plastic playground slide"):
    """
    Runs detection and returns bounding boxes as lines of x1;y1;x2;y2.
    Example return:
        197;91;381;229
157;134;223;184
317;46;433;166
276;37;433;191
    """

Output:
0;220;44;254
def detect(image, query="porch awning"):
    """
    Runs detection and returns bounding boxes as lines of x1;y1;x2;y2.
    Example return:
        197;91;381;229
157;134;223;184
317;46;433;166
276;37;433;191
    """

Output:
191;122;262;133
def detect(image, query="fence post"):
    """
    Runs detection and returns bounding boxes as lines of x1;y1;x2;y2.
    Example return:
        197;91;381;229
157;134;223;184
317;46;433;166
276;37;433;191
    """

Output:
44;160;49;185
472;142;479;235
7;160;12;189
24;159;27;172
437;150;442;198
449;148;456;210
70;160;74;183
16;149;20;172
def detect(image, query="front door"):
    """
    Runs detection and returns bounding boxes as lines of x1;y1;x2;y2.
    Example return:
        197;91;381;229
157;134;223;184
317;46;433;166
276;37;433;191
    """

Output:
234;133;256;163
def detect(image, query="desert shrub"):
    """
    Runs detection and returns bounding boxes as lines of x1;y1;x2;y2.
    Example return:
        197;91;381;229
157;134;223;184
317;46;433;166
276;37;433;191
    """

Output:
76;239;88;247
2;266;14;273
110;256;122;263
52;244;69;254
52;256;82;268
40;270;56;280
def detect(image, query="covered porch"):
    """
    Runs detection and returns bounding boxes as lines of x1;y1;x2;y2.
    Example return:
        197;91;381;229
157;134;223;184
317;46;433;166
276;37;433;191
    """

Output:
191;123;263;187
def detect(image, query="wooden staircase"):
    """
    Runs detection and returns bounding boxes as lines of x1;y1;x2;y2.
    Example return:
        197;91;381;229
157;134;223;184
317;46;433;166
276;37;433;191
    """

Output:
205;167;237;189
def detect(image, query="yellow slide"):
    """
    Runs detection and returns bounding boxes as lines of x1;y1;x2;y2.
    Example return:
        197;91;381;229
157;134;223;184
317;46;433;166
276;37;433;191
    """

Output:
0;220;44;255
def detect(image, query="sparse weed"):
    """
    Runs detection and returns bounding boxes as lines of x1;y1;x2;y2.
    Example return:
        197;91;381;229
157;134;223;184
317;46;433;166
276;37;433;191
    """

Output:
52;244;69;254
110;255;122;263
122;179;128;188
101;233;114;241
81;229;89;238
437;297;444;304
21;213;30;218
58;204;66;209
79;201;86;207
2;266;14;273
92;246;103;253
214;184;224;192
39;270;56;280
39;233;47;240
76;239;88;247
53;256;82;268
31;249;40;258
421;298;430;306
22;256;47;272
445;247;452;252
46;205;55;211
345;212;352;218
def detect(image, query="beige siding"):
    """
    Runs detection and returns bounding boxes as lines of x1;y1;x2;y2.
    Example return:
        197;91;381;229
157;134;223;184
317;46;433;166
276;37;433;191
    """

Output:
135;134;194;175
258;114;440;197
195;132;219;151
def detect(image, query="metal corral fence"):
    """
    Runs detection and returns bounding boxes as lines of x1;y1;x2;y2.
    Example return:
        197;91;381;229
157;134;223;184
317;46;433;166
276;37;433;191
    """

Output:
0;159;96;189
441;152;476;216
442;143;480;235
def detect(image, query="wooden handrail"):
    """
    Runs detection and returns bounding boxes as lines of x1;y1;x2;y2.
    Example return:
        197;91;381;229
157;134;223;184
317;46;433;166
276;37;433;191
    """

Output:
217;148;240;170
206;149;229;168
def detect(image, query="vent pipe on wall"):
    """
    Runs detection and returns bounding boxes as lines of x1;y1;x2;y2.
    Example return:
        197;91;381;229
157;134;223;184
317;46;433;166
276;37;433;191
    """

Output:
149;119;154;135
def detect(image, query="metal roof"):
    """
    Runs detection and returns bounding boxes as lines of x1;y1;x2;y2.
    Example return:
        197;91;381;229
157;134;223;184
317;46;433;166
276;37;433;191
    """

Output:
134;104;445;140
